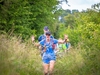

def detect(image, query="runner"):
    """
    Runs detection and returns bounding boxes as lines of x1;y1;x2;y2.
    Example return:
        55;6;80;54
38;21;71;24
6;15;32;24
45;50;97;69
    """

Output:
38;26;54;56
32;31;66;75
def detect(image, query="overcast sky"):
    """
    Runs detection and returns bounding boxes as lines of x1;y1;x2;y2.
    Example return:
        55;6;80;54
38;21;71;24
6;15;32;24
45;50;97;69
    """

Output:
62;0;100;11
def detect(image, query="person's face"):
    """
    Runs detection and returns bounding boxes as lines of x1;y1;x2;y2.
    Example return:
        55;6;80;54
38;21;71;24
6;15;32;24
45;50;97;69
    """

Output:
46;34;50;41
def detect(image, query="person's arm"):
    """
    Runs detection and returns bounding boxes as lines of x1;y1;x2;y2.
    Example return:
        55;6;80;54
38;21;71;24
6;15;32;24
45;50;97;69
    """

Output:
50;35;54;39
31;35;40;47
58;39;66;44
31;35;35;44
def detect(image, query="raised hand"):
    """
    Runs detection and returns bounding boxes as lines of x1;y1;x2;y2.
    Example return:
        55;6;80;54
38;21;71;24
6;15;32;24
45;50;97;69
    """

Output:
31;35;35;42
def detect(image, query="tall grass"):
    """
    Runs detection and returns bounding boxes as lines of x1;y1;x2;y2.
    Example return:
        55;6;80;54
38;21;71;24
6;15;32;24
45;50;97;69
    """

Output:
0;35;42;75
54;42;100;75
0;34;100;75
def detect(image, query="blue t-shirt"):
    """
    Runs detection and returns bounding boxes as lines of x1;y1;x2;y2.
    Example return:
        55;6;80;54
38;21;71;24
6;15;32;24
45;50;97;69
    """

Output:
38;34;54;42
39;38;58;53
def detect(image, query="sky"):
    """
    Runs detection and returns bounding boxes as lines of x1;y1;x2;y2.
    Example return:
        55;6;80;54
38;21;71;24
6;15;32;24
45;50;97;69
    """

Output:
62;0;100;11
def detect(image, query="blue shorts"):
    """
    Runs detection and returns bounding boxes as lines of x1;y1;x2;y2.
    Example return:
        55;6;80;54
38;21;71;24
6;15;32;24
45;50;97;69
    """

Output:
42;53;56;64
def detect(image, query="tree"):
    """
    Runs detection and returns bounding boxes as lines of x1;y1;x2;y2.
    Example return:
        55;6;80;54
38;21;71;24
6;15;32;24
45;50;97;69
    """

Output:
0;0;68;40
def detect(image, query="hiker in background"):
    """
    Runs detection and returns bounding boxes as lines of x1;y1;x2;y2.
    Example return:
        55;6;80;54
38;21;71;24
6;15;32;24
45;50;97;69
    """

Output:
32;31;66;75
38;26;53;42
65;39;71;52
58;38;66;52
64;34;71;52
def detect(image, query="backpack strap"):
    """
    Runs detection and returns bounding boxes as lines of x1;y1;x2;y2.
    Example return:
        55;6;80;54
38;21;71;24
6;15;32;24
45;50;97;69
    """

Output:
38;34;46;42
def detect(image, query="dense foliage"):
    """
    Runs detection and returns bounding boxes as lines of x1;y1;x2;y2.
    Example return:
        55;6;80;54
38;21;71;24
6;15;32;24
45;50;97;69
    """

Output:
0;0;68;40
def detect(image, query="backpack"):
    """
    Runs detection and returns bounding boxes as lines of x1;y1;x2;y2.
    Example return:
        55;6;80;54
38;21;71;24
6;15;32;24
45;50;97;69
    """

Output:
38;35;55;56
38;34;46;42
43;38;56;50
66;42;71;49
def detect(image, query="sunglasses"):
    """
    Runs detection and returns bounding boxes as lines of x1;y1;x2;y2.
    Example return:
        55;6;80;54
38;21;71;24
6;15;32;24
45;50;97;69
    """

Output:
46;34;50;36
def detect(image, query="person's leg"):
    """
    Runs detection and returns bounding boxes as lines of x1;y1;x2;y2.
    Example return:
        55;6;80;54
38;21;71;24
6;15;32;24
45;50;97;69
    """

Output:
43;63;49;75
49;60;55;75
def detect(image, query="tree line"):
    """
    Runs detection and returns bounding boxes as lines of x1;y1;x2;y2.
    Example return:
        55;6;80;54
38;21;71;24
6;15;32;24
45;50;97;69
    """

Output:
0;0;68;40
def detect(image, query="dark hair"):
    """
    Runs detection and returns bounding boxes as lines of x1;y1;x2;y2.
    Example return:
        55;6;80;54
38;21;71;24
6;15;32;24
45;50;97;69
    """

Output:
46;31;51;35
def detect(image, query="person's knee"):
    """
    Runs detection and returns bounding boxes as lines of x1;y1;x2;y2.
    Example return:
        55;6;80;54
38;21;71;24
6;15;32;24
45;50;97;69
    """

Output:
49;60;55;74
43;63;49;74
49;67;53;73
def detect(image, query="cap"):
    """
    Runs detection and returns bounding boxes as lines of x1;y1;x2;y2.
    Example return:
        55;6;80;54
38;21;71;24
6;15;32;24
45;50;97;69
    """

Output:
44;26;49;31
46;31;51;35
